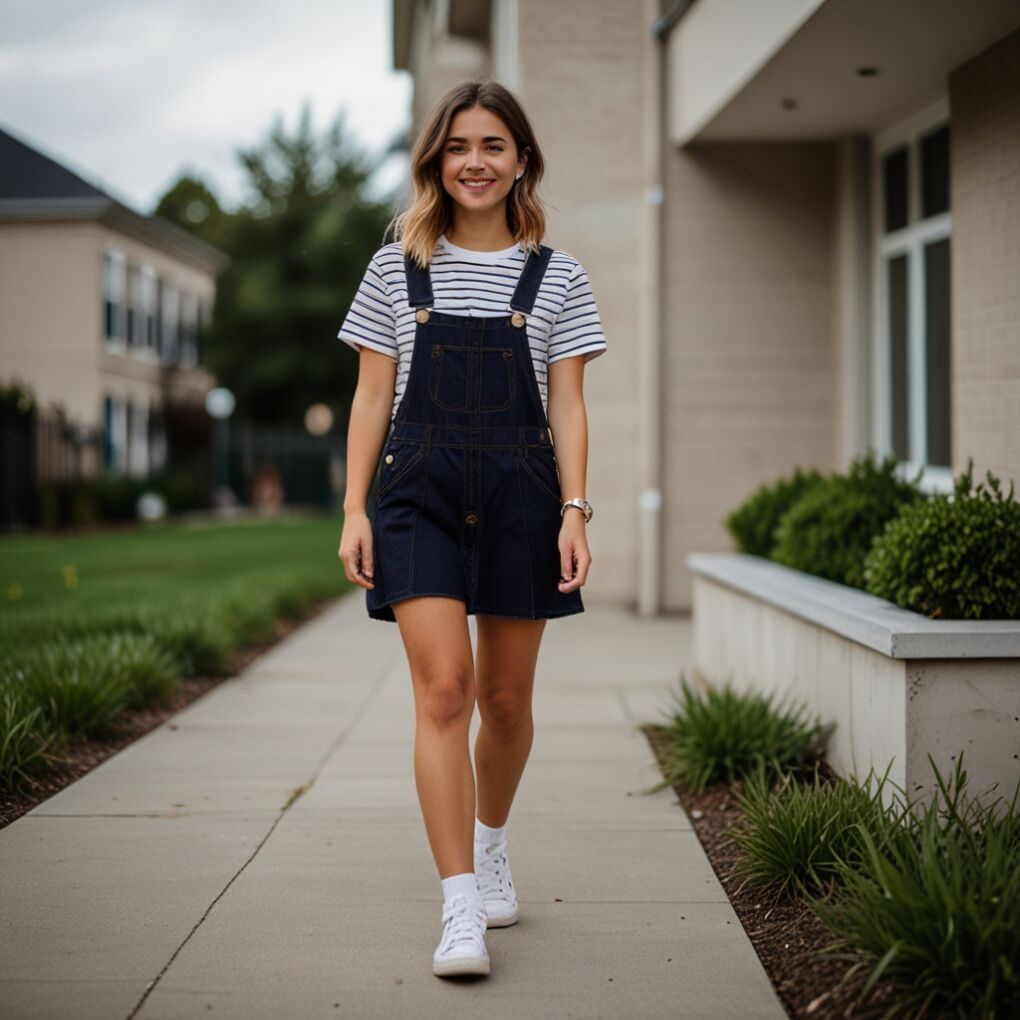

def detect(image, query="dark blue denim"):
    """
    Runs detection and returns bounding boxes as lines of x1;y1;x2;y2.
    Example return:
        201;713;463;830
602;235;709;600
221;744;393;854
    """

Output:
366;244;584;623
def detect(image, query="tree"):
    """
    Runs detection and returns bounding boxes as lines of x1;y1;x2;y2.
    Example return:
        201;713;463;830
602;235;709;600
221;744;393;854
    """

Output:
155;102;404;428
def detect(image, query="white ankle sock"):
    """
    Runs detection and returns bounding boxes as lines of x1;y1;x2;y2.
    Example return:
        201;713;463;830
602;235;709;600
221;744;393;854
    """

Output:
474;817;507;846
441;871;481;906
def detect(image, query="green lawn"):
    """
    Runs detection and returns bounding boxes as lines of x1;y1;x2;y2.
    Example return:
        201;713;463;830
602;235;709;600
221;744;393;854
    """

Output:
1;512;352;786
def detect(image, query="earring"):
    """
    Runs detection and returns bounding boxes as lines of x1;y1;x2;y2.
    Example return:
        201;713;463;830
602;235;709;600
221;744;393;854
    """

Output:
515;172;523;180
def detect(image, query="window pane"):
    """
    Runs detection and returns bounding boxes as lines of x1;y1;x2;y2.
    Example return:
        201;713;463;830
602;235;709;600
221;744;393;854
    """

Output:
888;254;909;459
883;147;909;233
920;125;950;218
925;238;951;467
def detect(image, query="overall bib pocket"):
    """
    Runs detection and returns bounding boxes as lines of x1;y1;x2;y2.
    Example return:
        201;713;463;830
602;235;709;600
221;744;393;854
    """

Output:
428;346;517;412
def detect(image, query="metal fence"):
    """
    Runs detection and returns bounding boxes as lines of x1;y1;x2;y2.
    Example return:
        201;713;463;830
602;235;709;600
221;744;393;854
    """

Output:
1;407;345;533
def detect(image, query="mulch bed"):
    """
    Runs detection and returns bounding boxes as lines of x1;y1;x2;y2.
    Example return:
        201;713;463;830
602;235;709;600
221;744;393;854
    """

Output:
641;724;901;1020
0;597;338;831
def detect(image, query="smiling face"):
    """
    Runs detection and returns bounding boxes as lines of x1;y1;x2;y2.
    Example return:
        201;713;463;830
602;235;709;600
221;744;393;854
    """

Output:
440;105;528;213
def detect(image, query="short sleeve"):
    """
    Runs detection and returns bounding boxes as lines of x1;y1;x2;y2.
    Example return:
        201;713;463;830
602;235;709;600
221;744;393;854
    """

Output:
337;252;398;360
547;260;608;365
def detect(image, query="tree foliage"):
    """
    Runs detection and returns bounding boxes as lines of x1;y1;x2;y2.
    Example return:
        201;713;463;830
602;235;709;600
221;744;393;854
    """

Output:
154;102;403;428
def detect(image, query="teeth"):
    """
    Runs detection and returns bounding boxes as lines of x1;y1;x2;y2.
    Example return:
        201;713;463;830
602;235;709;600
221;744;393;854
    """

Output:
462;180;494;188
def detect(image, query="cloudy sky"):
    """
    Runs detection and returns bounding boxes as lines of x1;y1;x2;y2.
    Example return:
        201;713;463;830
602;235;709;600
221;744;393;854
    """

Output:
0;0;412;214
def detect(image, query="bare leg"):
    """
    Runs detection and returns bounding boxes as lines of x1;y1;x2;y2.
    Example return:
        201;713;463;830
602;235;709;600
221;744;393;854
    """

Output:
392;595;476;879
473;615;547;827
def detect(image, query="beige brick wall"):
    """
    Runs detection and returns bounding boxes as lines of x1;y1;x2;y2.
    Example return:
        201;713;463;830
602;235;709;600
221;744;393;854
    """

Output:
518;0;648;607
0;221;103;421
948;29;1020;491
662;142;839;611
0;220;217;428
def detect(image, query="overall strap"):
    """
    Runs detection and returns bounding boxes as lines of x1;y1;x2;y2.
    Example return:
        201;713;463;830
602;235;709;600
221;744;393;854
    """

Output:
509;245;554;314
403;252;434;308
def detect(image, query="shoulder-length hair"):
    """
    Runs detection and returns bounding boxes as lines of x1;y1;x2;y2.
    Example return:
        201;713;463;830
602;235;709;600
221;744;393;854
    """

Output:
386;78;547;268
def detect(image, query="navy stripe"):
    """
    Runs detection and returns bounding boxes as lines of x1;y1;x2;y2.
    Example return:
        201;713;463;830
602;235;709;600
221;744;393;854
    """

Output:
337;239;607;421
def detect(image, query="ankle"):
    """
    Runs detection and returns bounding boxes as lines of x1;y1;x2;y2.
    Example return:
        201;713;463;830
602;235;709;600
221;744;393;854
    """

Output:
474;816;508;847
441;871;481;906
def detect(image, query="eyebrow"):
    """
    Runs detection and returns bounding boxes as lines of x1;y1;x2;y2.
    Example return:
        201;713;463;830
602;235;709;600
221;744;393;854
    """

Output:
445;136;508;143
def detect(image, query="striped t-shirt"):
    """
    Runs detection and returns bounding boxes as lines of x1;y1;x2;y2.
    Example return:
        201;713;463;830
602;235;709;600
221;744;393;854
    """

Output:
337;234;607;421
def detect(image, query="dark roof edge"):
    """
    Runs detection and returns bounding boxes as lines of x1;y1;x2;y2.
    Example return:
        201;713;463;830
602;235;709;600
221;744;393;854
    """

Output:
0;196;230;274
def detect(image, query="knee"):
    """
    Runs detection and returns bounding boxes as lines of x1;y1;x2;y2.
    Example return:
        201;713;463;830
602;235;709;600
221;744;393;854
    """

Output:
417;668;473;730
478;687;532;735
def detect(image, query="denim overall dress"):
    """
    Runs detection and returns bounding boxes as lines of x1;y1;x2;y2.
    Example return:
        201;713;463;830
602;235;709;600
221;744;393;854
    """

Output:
366;244;585;623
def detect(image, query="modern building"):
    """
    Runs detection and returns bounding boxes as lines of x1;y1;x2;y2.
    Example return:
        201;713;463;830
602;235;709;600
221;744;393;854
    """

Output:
392;0;1020;614
0;124;228;481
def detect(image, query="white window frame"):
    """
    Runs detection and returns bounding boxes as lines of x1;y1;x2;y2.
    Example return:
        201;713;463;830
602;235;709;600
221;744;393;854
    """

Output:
127;264;144;348
871;95;953;494
103;249;126;350
103;394;128;473
140;264;159;359
160;281;180;363
179;292;199;369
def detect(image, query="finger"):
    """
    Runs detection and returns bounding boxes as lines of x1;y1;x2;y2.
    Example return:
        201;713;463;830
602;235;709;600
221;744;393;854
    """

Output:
354;544;374;588
575;557;591;586
342;554;361;587
341;548;369;589
559;543;575;583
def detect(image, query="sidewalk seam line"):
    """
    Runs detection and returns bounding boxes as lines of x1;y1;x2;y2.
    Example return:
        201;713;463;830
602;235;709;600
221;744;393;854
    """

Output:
123;641;401;1020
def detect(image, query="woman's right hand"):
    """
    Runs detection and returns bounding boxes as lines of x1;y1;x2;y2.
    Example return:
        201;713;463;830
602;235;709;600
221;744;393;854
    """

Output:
338;511;375;589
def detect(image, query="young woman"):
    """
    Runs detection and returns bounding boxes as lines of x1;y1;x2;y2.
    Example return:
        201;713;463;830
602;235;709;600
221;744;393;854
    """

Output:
336;79;606;978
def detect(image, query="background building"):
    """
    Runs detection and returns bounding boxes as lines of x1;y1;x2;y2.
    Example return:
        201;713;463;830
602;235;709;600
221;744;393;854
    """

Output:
0;125;228;486
392;0;1020;614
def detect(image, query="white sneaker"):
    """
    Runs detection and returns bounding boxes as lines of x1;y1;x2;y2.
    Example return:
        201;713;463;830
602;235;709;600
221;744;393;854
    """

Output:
432;894;490;977
475;839;519;928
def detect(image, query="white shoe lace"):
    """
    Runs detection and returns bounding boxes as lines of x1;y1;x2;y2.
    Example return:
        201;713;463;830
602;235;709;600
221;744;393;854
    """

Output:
475;840;514;903
437;894;487;957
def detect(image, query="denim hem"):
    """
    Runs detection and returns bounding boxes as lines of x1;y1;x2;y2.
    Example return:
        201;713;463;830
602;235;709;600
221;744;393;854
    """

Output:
366;590;584;622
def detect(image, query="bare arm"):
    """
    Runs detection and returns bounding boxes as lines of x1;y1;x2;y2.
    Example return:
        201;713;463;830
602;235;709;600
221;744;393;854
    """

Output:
338;348;398;588
546;355;592;593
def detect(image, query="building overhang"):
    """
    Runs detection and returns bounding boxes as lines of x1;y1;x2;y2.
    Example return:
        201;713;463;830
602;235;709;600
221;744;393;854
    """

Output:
0;196;230;274
666;0;1020;144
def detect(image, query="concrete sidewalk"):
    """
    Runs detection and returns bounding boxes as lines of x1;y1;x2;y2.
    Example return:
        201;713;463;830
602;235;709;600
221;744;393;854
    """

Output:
0;593;785;1019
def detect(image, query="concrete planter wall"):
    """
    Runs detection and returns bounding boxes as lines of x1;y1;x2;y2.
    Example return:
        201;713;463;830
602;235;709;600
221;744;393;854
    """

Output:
687;552;1020;809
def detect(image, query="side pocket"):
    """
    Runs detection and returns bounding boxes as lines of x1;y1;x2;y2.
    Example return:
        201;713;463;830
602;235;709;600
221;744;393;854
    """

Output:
517;449;562;504
378;444;426;497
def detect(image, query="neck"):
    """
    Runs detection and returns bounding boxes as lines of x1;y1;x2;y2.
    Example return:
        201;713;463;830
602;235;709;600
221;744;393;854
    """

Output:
446;210;516;252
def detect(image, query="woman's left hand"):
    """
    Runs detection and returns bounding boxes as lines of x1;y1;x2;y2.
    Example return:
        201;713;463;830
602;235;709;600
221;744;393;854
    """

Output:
557;511;591;592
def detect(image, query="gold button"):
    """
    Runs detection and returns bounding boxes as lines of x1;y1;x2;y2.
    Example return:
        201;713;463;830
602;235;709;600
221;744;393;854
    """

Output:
384;454;394;464
464;512;479;525
511;311;525;328
415;308;430;323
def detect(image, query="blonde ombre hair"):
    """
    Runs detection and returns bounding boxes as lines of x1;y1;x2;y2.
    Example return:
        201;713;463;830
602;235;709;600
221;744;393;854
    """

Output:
386;79;547;268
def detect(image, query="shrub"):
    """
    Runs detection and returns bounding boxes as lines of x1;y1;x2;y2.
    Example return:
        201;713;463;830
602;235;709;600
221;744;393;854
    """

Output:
724;466;825;557
864;459;1020;620
0;686;64;787
771;451;925;589
730;760;908;898
808;755;1020;1019
644;677;833;794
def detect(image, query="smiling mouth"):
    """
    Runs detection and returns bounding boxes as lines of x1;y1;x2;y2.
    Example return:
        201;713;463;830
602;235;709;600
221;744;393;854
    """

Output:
460;179;496;190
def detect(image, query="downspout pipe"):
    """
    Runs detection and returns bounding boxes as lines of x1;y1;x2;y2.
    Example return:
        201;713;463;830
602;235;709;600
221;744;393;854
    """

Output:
637;0;693;616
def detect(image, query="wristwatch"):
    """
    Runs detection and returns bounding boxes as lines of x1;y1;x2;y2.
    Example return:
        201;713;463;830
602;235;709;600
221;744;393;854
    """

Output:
561;497;593;523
